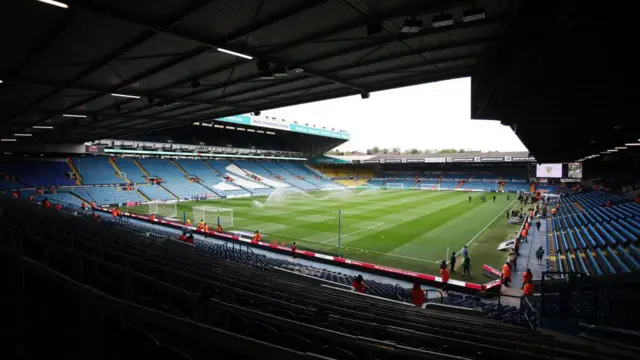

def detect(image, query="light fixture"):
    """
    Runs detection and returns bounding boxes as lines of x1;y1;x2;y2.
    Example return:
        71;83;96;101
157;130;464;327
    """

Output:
13;133;32;137
600;151;609;154
463;8;485;22
625;143;640;146
0;80;3;84
432;14;454;28
33;125;54;129
606;149;618;152
37;0;68;9
111;93;141;99
1;139;17;142
217;48;253;60
253;111;261;116
63;114;87;118
361;92;370;99
401;19;423;33
614;146;627;150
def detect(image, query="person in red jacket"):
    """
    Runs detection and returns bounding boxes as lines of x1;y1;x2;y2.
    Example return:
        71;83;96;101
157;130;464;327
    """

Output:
440;266;450;292
501;261;512;287
217;224;223;232
178;232;187;242
411;282;425;307
352;275;367;293
291;242;297;258
150;214;156;221
522;268;533;286
523;280;534;296
55;203;62;211
252;230;262;243
81;202;86;211
12;191;19;199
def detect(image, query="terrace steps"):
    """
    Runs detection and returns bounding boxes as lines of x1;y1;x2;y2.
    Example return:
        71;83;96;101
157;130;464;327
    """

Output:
203;160;225;176
69;191;91;205
171;159;190;177
108;158;130;184
158;184;179;200
65;158;83;185
136;189;150;202
132;159;151;183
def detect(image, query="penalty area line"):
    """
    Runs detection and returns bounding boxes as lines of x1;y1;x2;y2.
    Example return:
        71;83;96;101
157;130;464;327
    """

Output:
456;199;518;256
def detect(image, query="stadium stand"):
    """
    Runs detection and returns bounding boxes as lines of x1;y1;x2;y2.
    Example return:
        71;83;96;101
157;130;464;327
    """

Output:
205;160;266;196
260;162;319;190
545;190;640;276
114;158;148;183
72;187;145;206
0;177;22;190
234;161;293;188
279;162;341;189
72;157;122;185
0;159;76;187
2;196;621;360
136;158;214;200
137;185;175;202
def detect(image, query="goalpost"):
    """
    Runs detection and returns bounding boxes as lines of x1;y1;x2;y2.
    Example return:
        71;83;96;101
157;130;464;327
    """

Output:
384;183;405;190
148;200;177;218
193;206;234;228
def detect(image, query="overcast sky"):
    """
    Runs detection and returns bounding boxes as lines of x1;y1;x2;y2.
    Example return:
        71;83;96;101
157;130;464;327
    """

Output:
263;77;527;153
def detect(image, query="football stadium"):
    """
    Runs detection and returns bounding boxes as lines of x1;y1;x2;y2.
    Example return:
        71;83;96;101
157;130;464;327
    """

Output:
1;1;639;359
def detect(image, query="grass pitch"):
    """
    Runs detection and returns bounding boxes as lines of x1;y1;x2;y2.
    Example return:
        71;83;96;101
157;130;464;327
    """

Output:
129;189;522;282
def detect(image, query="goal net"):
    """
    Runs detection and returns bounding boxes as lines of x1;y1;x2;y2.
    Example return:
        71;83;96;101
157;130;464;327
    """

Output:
148;200;177;218
193;206;234;228
385;183;405;189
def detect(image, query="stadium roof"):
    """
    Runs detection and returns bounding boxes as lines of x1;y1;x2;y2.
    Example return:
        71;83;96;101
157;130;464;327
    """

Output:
471;1;638;163
0;0;508;145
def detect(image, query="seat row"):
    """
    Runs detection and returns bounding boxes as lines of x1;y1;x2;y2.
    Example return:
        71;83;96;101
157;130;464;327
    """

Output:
0;196;615;360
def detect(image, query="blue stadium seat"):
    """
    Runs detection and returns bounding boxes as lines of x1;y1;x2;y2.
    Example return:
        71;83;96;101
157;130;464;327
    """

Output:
585;251;603;276
617;245;640;270
594;223;617;246
597;249;617;274
604;247;631;273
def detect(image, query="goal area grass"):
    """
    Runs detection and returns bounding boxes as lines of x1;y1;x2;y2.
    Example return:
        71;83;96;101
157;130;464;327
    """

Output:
125;189;523;283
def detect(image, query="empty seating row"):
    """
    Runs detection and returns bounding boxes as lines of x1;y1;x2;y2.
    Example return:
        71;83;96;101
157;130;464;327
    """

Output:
1;197;611;360
73;157;122;184
0;159;76;187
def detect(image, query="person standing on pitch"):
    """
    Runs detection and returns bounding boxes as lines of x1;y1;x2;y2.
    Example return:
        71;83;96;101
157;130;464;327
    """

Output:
450;252;456;272
462;255;471;277
536;219;541;231
462;245;469;258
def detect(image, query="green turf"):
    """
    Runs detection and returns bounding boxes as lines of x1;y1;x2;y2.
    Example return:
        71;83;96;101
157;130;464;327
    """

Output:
126;189;521;283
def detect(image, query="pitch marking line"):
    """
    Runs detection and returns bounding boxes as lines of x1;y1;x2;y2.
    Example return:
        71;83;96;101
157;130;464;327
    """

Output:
455;199;518;257
257;230;440;264
321;222;386;243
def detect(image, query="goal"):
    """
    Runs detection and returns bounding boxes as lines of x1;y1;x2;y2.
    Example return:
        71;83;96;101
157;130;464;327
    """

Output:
384;183;405;190
193;206;234;228
419;183;435;190
148;200;177;218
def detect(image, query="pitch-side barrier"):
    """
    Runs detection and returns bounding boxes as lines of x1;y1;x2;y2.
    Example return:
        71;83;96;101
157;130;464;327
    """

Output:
98;207;503;293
